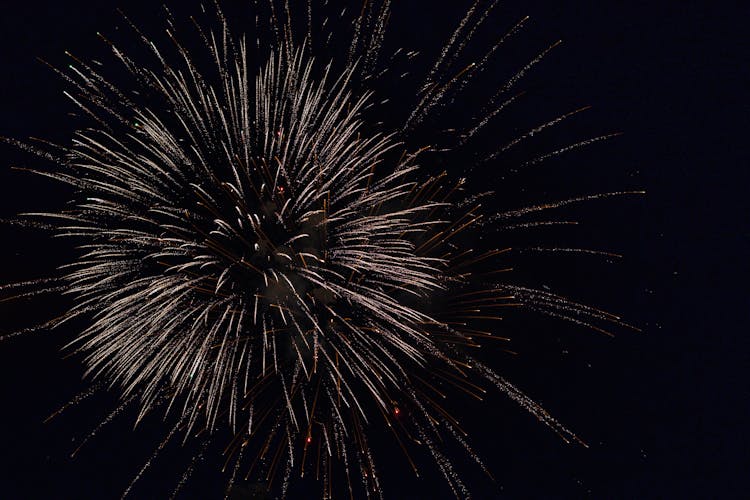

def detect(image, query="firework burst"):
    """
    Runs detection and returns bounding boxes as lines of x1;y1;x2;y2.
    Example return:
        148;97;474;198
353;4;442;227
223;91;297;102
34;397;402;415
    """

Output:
1;1;639;498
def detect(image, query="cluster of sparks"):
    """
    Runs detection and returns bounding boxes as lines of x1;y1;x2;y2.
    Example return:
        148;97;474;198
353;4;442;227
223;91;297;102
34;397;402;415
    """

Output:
1;1;640;498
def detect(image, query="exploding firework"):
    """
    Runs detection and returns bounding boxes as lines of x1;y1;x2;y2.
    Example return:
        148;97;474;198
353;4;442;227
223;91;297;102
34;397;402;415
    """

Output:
1;1;639;498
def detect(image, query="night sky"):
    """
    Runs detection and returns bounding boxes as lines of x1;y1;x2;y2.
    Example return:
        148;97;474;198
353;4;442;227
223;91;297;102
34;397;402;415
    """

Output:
0;1;747;498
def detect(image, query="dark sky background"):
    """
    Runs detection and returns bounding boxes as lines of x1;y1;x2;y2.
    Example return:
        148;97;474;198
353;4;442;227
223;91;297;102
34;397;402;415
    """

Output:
0;1;747;499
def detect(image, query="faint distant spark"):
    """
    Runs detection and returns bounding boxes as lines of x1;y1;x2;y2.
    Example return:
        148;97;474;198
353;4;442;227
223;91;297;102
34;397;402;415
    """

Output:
1;1;639;498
